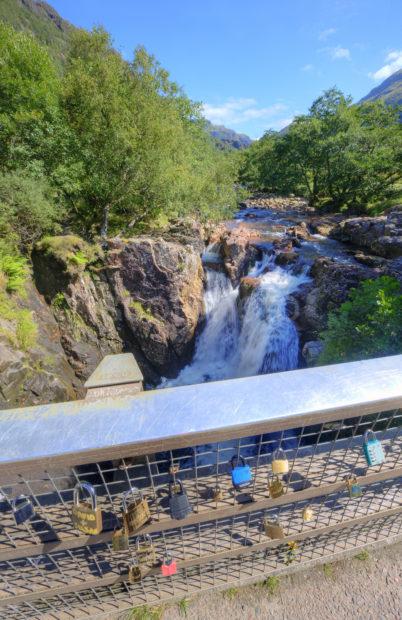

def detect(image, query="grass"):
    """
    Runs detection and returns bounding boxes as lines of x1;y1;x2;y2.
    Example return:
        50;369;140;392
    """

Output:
322;563;334;578
261;575;280;595
177;598;189;617
125;606;163;620
15;309;38;351
355;549;370;561
52;292;68;310
224;587;239;599
35;235;102;273
0;252;27;294
129;300;162;325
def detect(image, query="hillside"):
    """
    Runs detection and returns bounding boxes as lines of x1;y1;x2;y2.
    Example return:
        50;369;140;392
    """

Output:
206;121;252;150
360;69;402;108
0;0;74;64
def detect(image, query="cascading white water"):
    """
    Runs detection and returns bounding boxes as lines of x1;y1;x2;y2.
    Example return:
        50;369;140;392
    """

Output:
161;252;310;388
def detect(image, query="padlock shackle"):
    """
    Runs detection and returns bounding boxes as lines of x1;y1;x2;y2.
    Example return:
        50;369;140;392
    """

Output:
169;479;184;496
11;494;31;510
162;552;173;564
73;481;97;509
135;533;153;550
272;447;287;460
230;455;246;469
122;486;143;512
363;429;377;443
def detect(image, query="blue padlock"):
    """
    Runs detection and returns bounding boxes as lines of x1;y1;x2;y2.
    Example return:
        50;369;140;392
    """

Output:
363;430;385;466
230;455;252;489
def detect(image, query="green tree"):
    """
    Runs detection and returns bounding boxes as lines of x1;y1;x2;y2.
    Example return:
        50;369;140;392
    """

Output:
240;87;402;213
319;276;402;364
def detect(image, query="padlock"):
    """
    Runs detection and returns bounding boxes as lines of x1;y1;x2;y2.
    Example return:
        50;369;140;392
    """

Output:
71;482;103;535
127;561;143;583
112;527;129;552
302;506;314;522
230;455;252;489
11;495;34;525
346;475;362;498
363;430;385;467
263;515;285;539
211;485;224;502
268;475;284;498
271;448;289;475
122;487;151;535
169;480;192;520
135;534;156;565
160;552;177;577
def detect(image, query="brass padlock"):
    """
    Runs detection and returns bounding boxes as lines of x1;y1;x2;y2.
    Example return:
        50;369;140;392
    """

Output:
128;561;143;583
122;487;151;535
271;448;289;475
346;475;363;499
212;485;224;502
112;527;129;552
71;482;103;535
263;515;285;539
268;475;284;498
302;505;314;522
135;534;156;565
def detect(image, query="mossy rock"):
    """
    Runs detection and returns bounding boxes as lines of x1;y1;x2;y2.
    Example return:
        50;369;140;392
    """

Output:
34;235;103;274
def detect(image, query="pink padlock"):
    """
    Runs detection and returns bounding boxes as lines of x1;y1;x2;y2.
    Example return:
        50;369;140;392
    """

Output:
160;553;177;576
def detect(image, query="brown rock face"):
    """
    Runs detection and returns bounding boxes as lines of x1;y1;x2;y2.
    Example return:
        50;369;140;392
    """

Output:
107;237;205;377
207;224;260;283
239;276;261;300
32;237;123;381
0;278;79;408
330;207;402;258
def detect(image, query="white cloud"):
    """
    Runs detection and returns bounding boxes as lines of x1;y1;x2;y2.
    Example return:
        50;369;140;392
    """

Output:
270;116;294;130
202;98;288;126
369;50;402;80
319;28;336;41
330;46;351;60
301;64;314;72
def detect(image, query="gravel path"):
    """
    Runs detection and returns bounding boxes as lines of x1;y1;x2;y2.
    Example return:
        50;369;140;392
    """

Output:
162;543;401;620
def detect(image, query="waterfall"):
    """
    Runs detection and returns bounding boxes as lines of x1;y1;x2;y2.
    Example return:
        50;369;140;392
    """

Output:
161;252;310;388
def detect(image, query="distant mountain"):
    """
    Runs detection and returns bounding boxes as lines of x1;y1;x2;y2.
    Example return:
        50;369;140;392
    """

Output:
360;69;402;108
0;0;74;64
205;121;252;150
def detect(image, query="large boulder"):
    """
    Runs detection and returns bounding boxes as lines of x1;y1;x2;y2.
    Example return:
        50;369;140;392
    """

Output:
208;224;260;284
107;237;205;378
32;236;123;380
330;207;402;258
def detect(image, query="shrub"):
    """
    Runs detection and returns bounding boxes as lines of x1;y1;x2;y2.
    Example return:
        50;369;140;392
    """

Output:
319;276;402;364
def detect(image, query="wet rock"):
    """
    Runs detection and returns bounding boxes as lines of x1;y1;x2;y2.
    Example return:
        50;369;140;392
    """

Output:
330;207;402;258
286;296;300;321
287;222;311;241
208;224;260;284
107;237;205;378
353;252;387;268
302;340;324;365
275;251;298;266
158;218;205;253
239;276;261;300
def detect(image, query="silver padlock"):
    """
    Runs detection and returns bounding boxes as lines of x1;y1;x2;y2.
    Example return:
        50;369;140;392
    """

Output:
12;495;34;525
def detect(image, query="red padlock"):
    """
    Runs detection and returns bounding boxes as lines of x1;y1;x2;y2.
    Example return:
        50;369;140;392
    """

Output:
160;553;177;576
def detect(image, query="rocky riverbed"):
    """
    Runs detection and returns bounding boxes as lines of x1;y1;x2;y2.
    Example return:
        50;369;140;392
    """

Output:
1;197;401;408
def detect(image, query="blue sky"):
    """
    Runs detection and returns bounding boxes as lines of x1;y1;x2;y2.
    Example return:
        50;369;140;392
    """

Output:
51;0;402;139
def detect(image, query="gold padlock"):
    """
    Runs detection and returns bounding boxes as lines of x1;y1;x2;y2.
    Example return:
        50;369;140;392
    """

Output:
302;506;314;522
271;448;289;475
263;515;285;539
128;561;143;583
135;534;156;565
212;486;224;502
122;487;151;535
268;475;284;498
112;526;129;551
71;482;103;535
